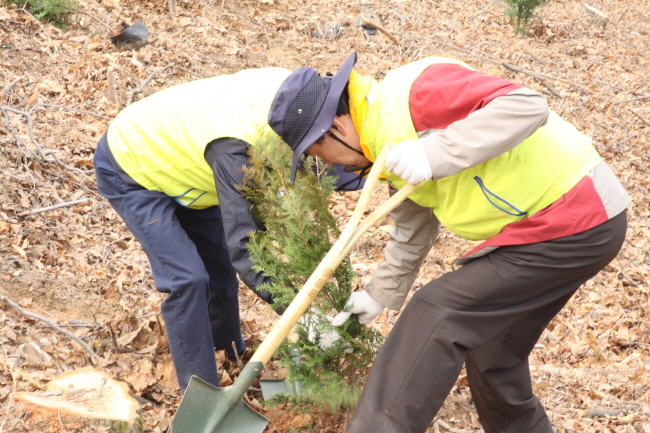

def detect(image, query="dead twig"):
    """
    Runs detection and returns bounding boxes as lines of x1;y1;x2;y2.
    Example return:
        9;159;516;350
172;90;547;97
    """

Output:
616;267;641;287
257;19;272;49
616;133;638;149
17;198;88;217
587;408;624;418
4;77;22;95
127;65;174;106
176;66;204;79
614;95;650;105
108;69;118;105
231;341;242;365
1;105;49;159
627;108;650;128
76;10;115;32
408;34;501;66
0;350;18;433
362;18;400;45
502;62;593;95
0;105;95;174
110;330;135;353
0;168;46;188
531;360;649;375
97;378;107;398
536;77;565;99
60;320;107;329
469;0;500;20
584;4;609;28
16;7;56;46
36;103;114;121
0;296;98;359
168;0;176;19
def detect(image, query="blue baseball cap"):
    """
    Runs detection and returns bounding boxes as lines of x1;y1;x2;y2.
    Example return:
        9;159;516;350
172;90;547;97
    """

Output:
268;52;357;183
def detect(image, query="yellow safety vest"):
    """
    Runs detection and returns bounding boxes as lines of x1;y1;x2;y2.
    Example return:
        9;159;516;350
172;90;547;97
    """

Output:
107;68;291;208
361;58;602;240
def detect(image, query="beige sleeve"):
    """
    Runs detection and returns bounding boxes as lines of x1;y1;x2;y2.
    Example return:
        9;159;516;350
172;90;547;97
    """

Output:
420;88;550;180
365;195;440;310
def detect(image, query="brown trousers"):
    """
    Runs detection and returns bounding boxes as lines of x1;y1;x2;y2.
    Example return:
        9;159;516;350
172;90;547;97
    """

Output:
348;211;627;433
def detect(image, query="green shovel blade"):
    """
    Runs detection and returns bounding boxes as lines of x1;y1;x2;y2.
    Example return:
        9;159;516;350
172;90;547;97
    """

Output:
170;364;268;433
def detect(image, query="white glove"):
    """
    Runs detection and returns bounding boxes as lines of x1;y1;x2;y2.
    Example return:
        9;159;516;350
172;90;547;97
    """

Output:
386;139;433;184
299;311;343;350
331;291;386;326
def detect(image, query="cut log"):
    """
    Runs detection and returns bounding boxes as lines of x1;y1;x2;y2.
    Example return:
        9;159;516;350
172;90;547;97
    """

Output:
15;367;141;432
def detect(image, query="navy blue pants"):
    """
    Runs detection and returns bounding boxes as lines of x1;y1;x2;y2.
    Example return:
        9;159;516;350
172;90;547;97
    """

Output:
94;137;244;393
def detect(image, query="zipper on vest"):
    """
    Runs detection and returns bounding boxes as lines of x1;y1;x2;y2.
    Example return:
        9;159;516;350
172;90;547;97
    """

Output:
473;176;527;217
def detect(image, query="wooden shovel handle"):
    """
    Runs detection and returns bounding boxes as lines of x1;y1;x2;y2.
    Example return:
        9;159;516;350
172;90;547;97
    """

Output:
339;183;417;260
250;148;419;365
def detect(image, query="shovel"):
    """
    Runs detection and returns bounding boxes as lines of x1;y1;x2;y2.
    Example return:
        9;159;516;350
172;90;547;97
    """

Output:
169;146;419;433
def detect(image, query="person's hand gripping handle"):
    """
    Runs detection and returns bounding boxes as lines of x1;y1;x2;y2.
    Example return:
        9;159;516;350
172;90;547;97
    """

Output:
331;291;386;326
386;139;433;184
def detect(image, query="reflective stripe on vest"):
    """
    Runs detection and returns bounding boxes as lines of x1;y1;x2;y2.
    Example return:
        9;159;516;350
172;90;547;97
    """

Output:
107;68;291;208
363;58;602;240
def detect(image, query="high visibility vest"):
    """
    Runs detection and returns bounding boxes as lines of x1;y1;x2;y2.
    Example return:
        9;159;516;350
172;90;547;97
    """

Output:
107;68;291;208
362;58;602;240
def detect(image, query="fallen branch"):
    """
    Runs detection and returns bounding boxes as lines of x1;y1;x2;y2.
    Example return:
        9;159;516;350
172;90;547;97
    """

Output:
584;4;609;28
110;332;135;354
616;133;638;148
76;10;115;33
614;95;650;105
17;199;88;217
0;296;98;359
409;33;500;65
1;105;48;159
627;108;650;128
3;77;22;94
502;62;593;94
126;65;174;106
0;105;95;174
168;0;176;19
36;103;114;120
536;77;565;99
362;18;400;45
617;267;641;287
176;66;204;79
256;19;272;49
407;34;615;97
15;7;58;50
531;363;647;376
587;408;624;418
0;350;18;433
108;70;118;105
0;168;46;187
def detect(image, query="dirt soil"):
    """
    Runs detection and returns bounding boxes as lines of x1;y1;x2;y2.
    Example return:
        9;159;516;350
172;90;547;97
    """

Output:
1;0;649;432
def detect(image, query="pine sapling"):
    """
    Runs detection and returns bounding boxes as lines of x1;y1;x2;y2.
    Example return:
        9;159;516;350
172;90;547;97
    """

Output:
504;0;551;34
242;130;383;417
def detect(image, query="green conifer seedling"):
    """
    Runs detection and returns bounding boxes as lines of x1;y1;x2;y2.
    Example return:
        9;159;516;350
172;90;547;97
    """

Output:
504;0;551;34
5;0;79;29
242;130;383;417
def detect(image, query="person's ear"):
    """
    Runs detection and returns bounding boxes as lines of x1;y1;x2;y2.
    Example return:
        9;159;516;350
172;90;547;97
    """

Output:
330;115;350;137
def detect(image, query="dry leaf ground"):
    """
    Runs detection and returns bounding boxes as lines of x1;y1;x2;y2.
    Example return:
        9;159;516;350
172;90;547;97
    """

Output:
1;0;649;432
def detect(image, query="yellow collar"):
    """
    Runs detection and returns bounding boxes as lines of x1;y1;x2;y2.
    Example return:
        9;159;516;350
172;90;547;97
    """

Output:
347;70;375;162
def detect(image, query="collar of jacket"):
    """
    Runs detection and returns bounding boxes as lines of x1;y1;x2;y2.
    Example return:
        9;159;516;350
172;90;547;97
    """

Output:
347;69;375;162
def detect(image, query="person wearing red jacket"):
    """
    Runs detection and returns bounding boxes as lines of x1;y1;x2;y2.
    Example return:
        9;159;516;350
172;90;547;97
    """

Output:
268;52;630;433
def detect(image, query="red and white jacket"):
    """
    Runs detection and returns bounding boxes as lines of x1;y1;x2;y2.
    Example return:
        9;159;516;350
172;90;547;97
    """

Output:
365;63;630;310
